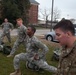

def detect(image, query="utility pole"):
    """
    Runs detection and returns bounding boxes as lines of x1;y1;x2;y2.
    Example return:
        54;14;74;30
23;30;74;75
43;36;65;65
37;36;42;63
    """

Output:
50;0;54;31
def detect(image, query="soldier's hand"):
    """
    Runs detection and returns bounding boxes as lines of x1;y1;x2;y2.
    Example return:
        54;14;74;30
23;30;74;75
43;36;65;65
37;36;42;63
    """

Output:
9;29;12;32
34;54;39;60
7;54;13;57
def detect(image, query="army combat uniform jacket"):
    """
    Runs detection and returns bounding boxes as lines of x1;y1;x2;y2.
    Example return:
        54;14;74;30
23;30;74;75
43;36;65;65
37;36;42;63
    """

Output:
0;22;13;43
17;24;27;42
26;35;49;59
1;22;13;33
13;35;57;72
56;41;76;75
10;25;27;55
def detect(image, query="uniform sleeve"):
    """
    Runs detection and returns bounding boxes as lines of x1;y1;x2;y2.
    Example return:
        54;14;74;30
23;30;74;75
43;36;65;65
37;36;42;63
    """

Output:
1;23;4;29
22;26;27;39
23;26;27;35
35;40;49;58
9;23;14;30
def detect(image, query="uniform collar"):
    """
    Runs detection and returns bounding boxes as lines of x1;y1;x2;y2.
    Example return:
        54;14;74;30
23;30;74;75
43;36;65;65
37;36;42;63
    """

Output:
61;40;76;58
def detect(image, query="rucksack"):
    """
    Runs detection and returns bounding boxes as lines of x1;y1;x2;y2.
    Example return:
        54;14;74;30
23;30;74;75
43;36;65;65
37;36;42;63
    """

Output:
3;45;11;55
0;42;11;55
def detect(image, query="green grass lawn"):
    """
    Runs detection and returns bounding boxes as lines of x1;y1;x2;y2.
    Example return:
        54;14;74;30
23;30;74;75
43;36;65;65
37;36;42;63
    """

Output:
0;36;59;75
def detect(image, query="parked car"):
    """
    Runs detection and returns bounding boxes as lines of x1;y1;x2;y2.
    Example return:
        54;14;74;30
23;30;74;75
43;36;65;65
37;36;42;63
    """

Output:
45;30;55;41
45;30;59;43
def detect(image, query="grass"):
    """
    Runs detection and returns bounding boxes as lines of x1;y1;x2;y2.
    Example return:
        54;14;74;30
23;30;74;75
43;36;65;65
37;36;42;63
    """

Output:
0;36;60;75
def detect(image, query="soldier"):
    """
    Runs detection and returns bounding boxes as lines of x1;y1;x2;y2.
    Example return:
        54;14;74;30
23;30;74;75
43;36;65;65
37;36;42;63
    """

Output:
10;26;57;75
53;19;76;75
0;18;14;43
7;18;27;57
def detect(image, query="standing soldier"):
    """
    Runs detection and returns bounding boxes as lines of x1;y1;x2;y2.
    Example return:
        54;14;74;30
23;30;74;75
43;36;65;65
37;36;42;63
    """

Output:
0;18;13;43
53;19;76;75
9;26;57;75
7;18;27;57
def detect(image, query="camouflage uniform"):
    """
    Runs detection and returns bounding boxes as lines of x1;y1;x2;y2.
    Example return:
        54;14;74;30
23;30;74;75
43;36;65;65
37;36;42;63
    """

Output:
13;36;57;73
56;41;76;75
10;25;27;55
0;22;13;43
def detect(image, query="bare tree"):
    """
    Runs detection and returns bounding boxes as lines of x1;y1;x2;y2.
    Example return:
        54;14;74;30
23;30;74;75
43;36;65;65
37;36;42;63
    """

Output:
39;7;61;28
53;7;61;21
39;8;51;28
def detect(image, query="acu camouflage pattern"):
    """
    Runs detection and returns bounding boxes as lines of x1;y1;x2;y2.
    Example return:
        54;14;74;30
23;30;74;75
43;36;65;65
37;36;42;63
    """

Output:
26;36;57;72
17;24;27;42
10;25;27;55
56;41;76;75
1;22;13;32
26;36;49;59
13;36;57;73
0;22;14;43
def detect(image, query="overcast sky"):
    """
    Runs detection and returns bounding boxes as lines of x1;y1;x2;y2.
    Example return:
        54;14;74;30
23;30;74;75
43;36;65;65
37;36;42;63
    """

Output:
36;0;76;20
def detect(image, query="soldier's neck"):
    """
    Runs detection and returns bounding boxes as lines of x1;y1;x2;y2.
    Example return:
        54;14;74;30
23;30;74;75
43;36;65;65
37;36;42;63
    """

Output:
29;34;34;38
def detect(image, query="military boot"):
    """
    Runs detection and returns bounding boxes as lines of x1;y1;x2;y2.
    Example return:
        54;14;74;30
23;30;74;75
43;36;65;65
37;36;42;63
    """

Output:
10;71;21;75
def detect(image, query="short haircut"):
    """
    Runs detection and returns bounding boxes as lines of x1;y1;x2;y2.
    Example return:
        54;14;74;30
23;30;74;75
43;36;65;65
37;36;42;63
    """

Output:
28;25;36;33
4;18;8;20
4;18;8;21
53;19;75;35
16;18;23;22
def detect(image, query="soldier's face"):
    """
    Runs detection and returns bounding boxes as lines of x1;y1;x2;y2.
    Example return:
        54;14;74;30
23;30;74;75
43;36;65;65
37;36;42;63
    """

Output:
17;20;22;26
4;19;8;22
55;28;69;46
27;27;33;36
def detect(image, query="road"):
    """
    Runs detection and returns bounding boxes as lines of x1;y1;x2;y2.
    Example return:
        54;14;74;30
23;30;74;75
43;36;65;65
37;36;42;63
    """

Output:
35;29;50;36
0;29;50;36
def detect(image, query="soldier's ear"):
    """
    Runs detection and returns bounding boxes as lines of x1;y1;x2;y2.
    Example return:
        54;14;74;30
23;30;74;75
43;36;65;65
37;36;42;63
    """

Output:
66;31;72;37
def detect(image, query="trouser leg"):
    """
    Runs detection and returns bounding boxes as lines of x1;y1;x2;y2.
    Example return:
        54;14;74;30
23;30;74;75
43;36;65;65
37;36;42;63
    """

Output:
0;33;5;44
13;53;27;70
36;59;57;73
6;32;11;43
10;40;21;55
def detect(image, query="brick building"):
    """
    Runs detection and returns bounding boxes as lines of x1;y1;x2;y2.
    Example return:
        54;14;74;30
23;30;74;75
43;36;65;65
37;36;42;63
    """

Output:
29;0;39;25
0;0;39;25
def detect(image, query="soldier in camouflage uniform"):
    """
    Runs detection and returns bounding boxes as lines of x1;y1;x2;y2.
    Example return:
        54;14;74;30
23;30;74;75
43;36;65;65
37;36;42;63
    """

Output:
0;18;13;43
53;19;76;75
10;26;57;75
7;18;27;57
